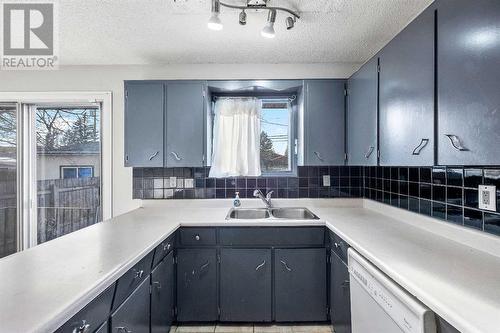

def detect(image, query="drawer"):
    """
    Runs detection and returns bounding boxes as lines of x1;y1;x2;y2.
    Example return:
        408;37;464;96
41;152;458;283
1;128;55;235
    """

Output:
152;233;176;268
329;231;349;263
56;283;115;333
179;228;216;246
112;251;154;311
219;227;325;246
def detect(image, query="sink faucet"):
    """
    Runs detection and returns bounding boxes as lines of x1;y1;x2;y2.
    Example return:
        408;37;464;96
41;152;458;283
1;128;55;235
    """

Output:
253;189;273;208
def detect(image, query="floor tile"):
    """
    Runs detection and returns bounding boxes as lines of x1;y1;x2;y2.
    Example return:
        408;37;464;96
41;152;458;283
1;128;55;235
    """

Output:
254;325;293;333
176;325;216;333
215;324;254;333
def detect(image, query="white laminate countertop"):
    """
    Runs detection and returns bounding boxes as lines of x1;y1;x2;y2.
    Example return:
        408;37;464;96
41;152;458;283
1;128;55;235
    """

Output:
1;198;500;333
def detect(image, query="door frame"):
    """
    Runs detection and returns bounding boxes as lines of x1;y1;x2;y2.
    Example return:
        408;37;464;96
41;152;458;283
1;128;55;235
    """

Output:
0;91;112;249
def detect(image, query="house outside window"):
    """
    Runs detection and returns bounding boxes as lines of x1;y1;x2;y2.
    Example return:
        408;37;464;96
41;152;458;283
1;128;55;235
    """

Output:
61;166;94;179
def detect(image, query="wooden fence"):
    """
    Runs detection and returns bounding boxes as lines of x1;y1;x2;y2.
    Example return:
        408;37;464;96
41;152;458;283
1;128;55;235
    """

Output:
0;177;100;258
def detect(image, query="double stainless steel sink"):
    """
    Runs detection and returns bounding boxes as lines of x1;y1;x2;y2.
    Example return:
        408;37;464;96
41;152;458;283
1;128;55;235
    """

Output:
226;207;320;220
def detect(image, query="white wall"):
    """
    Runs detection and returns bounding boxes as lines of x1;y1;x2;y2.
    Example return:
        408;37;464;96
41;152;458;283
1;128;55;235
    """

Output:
0;63;359;217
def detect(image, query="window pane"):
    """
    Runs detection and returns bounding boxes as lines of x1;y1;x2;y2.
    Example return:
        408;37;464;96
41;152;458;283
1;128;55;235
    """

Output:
260;101;290;173
0;105;17;258
62;167;77;179
78;167;93;178
36;107;101;244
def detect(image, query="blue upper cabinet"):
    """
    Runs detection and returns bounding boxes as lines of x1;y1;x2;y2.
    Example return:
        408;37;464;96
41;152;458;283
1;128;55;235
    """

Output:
347;57;378;166
165;81;206;167
436;0;500;165
379;4;435;166
124;82;165;167
124;80;206;167
303;80;346;166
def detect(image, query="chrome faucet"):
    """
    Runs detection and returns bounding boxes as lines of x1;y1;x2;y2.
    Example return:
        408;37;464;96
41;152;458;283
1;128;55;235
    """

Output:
253;189;273;208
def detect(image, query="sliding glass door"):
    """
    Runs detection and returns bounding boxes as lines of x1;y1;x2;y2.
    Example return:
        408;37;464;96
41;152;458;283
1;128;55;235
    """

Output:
0;102;102;258
0;104;18;258
35;106;102;244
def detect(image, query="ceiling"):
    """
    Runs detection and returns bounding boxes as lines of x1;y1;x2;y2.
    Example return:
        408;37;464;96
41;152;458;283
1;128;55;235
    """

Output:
57;0;434;66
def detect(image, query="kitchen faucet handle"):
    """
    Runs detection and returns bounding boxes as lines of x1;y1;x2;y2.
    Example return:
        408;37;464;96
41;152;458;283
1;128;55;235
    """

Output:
266;191;274;199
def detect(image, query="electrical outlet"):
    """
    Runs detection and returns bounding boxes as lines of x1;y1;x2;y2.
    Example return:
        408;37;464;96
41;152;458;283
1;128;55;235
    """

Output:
478;185;497;211
323;175;331;187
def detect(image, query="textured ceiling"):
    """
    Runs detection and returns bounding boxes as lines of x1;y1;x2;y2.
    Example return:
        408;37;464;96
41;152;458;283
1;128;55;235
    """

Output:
56;0;434;65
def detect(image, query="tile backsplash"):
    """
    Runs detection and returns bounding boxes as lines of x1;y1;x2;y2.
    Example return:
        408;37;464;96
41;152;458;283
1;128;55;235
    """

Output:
132;165;500;237
132;166;363;200
363;166;500;237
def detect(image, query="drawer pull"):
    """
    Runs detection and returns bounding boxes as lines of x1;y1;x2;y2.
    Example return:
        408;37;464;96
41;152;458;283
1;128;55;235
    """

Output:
444;134;469;151
313;151;325;162
133;269;144;279
148;151;159;161
171;151;182;161
72;320;90;333
195;235;200;241
116;327;132;333
163;243;171;251
364;146;375;159
280;260;292;272
412;138;429;155
255;260;266;271
153;281;161;290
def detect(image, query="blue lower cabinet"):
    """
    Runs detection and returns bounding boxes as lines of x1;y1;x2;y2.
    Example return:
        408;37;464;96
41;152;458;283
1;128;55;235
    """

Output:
274;248;327;322
220;248;272;322
56;283;115;333
110;276;151;333
151;252;175;333
176;248;218;322
330;251;351;333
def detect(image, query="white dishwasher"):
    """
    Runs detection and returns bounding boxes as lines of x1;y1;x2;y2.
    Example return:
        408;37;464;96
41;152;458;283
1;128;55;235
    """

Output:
348;249;437;333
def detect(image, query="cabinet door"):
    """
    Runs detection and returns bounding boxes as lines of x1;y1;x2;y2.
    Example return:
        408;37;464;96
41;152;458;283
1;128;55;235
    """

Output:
220;249;272;322
165;81;205;167
110;276;150;333
347;57;378;166
176;248;218;322
274;248;327;322
330;251;351;333
304;80;346;165
151;252;174;333
379;5;435;166
124;82;164;167
437;0;500;165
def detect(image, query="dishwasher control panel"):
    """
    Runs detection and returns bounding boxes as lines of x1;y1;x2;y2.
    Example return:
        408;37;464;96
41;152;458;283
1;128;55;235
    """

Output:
348;249;436;333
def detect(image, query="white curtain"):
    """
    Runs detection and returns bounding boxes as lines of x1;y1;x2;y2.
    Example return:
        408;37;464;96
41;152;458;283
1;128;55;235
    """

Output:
209;98;262;178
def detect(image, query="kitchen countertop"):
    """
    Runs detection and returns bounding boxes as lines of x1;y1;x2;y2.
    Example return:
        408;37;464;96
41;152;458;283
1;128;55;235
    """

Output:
0;198;499;333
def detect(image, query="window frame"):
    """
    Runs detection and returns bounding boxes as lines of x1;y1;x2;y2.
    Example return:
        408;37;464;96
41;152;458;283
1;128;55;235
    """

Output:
60;165;95;179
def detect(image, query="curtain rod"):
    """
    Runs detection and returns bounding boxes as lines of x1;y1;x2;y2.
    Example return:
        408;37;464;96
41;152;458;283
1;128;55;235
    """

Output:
213;95;296;102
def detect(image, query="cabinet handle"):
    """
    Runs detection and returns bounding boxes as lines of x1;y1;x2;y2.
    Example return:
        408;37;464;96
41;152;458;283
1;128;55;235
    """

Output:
364;146;375;159
163;243;171;251
133;269;144;279
280;260;292;272
412;138;429;155
341;280;350;288
116;327;132;333
200;261;210;272
171;151;182;161
255;260;266;271
148;151;159;160
444;134;469;151
153;281;161;290
313;151;325;162
194;234;200;241
72;320;90;333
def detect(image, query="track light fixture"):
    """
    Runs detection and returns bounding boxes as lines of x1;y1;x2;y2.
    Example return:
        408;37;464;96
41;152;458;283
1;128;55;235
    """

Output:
239;10;247;25
207;0;300;38
208;0;223;31
261;9;276;38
